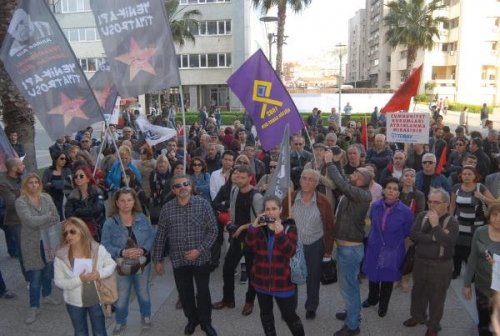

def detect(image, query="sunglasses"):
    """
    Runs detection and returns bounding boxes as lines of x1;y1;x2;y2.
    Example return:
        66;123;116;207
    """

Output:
63;229;78;237
172;181;191;189
236;160;249;165
294;143;304;146
58;157;67;160
422;161;435;165
74;174;86;179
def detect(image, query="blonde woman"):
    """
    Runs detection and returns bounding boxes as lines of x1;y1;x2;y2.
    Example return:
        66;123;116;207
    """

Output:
54;217;116;336
15;173;60;324
105;145;142;192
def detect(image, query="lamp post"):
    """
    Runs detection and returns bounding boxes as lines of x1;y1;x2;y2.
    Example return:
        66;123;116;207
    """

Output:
260;16;278;65
336;43;347;126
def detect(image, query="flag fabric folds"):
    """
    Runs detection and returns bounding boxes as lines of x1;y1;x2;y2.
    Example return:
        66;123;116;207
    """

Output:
381;65;423;113
265;125;290;201
0;126;19;173
360;117;368;150
227;49;303;150
435;145;447;175
0;0;104;141
90;0;180;97
135;115;176;146
88;63;119;116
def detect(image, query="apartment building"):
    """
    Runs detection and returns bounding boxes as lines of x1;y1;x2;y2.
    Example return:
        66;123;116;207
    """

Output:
347;9;369;87
50;0;265;111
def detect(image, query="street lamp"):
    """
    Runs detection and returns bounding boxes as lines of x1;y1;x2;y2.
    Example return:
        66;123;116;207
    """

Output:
260;16;278;65
335;43;347;126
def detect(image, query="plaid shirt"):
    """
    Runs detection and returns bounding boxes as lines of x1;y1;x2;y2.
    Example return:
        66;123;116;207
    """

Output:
152;195;217;268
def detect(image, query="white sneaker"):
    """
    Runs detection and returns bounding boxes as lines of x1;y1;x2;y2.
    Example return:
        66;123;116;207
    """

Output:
42;295;61;305
112;324;126;335
141;317;152;329
25;307;40;324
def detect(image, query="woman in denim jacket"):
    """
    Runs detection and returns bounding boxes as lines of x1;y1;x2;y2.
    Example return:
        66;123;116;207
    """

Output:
101;188;155;335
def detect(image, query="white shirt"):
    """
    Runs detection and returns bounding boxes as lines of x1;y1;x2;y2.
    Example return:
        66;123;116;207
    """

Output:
210;168;227;200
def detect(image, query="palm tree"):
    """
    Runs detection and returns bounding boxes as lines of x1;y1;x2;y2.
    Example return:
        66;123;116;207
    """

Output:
252;0;312;78
384;0;448;78
165;0;201;47
0;0;37;172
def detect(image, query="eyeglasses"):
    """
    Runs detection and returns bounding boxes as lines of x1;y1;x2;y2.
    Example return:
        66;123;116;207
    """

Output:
236;160;249;165
58;157;67;161
172;181;191;189
191;163;202;167
422;161;435;165
427;200;445;205
294;143;304;146
63;229;77;237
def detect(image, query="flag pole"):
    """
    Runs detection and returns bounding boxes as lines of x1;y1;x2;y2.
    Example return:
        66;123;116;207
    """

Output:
93;126;107;177
178;85;188;174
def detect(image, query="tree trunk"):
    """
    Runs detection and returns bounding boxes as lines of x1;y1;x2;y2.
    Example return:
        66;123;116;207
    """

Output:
405;46;418;80
0;0;37;172
275;1;287;79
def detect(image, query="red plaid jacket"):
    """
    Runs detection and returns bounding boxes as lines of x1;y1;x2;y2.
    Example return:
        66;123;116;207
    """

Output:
245;221;297;293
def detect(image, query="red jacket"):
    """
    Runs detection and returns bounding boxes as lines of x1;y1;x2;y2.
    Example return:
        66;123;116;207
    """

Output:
245;222;297;293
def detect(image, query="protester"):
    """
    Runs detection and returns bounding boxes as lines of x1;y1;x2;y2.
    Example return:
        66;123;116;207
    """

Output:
189;157;211;202
42;150;72;220
15;173;61;324
54;217;116;336
101;188;155;334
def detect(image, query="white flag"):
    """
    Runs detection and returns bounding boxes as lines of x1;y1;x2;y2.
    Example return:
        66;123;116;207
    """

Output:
135;115;176;146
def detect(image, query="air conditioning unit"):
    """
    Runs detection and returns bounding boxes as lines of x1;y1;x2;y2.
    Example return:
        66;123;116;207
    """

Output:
449;50;455;56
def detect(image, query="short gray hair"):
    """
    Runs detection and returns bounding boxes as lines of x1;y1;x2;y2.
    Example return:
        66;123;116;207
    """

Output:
301;168;320;182
429;187;450;204
5;157;20;171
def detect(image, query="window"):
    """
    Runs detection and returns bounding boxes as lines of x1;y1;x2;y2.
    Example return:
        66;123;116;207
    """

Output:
207;54;218;67
449;17;459;29
180;0;230;3
189;55;199;68
78;58;106;72
200;54;207;67
64;28;100;42
198;20;231;35
61;0;90;13
178;53;231;68
207;21;217;35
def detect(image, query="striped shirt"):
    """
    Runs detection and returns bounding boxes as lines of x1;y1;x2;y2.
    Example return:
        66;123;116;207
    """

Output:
292;192;323;245
152;195;218;268
452;184;487;243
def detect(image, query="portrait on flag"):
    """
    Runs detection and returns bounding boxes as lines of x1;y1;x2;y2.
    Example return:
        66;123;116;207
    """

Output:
90;0;180;97
0;0;104;141
227;49;303;150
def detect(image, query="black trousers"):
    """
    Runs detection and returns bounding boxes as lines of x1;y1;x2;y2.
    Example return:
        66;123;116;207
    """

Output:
367;281;394;310
222;238;255;303
257;292;303;335
303;238;324;312
210;222;224;268
475;288;493;336
453;245;471;276
173;264;212;325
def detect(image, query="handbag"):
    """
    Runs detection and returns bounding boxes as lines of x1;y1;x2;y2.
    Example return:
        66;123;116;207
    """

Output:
116;256;147;276
320;258;337;285
399;244;416;275
92;244;118;304
285;225;307;285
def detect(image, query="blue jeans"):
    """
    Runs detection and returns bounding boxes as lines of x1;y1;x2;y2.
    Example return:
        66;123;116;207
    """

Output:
27;262;54;308
66;303;107;336
115;264;151;325
337;244;364;330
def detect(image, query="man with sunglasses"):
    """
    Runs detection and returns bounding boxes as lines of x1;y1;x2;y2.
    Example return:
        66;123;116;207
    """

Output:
415;153;451;207
153;174;218;336
403;188;458;336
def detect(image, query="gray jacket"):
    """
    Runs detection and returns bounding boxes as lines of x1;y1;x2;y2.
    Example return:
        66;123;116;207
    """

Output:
326;162;371;243
0;174;22;225
15;193;59;271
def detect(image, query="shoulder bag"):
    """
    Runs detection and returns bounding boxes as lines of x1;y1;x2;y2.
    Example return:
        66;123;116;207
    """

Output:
92;245;118;304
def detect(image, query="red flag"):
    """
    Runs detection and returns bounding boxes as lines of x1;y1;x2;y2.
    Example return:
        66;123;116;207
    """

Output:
381;65;423;113
360;117;368;150
435;145;447;175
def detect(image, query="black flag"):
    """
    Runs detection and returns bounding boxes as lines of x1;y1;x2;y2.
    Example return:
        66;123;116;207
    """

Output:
90;0;181;97
89;62;119;115
0;0;104;141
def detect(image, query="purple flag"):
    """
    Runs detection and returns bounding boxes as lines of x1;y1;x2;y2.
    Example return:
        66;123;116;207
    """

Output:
0;0;104;141
227;49;303;150
90;0;180;97
0;126;19;173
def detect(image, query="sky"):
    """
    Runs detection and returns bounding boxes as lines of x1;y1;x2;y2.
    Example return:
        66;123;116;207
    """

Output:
279;0;366;64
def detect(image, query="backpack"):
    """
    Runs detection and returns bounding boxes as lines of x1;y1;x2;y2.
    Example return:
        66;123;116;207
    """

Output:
285;225;307;285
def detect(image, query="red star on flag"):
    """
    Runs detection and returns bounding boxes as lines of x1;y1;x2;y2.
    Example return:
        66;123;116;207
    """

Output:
47;93;88;127
95;84;113;109
115;37;157;81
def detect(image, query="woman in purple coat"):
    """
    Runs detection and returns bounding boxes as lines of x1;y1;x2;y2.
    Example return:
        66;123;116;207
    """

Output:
362;177;414;317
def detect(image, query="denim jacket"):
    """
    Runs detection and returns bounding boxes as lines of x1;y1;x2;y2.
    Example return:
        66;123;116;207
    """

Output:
101;212;156;259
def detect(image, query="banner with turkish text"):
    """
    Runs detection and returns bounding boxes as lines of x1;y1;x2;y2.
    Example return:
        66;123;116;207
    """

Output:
90;0;180;97
381;65;423;113
0;0;104;141
227;49;303;150
386;112;430;144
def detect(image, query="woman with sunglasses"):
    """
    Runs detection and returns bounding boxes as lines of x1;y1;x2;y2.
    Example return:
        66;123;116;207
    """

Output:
449;165;495;278
65;166;106;241
15;173;61;324
235;154;256;185
256;160;278;193
149;155;172;226
189;157;211;201
101;188;155;335
42;149;72;220
54;217;116;336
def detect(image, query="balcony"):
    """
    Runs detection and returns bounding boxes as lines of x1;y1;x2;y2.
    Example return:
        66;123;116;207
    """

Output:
430;79;456;87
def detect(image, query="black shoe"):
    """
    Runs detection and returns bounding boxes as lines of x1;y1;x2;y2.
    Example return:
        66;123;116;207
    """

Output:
184;321;199;335
201;324;218;336
333;325;360;336
362;299;377;308
335;311;347;321
305;310;316;320
378;307;387;317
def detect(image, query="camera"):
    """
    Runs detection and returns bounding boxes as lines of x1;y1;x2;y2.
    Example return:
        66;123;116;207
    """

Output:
259;215;276;225
330;146;342;155
226;223;238;235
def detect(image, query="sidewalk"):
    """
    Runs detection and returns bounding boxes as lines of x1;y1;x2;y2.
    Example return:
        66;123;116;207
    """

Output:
0;234;478;336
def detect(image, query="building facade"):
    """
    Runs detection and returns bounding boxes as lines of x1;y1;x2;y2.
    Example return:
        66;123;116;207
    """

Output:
347;9;369;87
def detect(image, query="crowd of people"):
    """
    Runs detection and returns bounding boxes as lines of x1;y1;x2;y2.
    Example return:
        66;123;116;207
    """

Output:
0;103;499;336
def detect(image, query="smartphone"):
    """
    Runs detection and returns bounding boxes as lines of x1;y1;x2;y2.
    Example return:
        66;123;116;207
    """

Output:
485;249;493;258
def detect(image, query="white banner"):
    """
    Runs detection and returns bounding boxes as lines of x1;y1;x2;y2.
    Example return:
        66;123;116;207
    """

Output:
386;112;430;144
135;115;176;146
